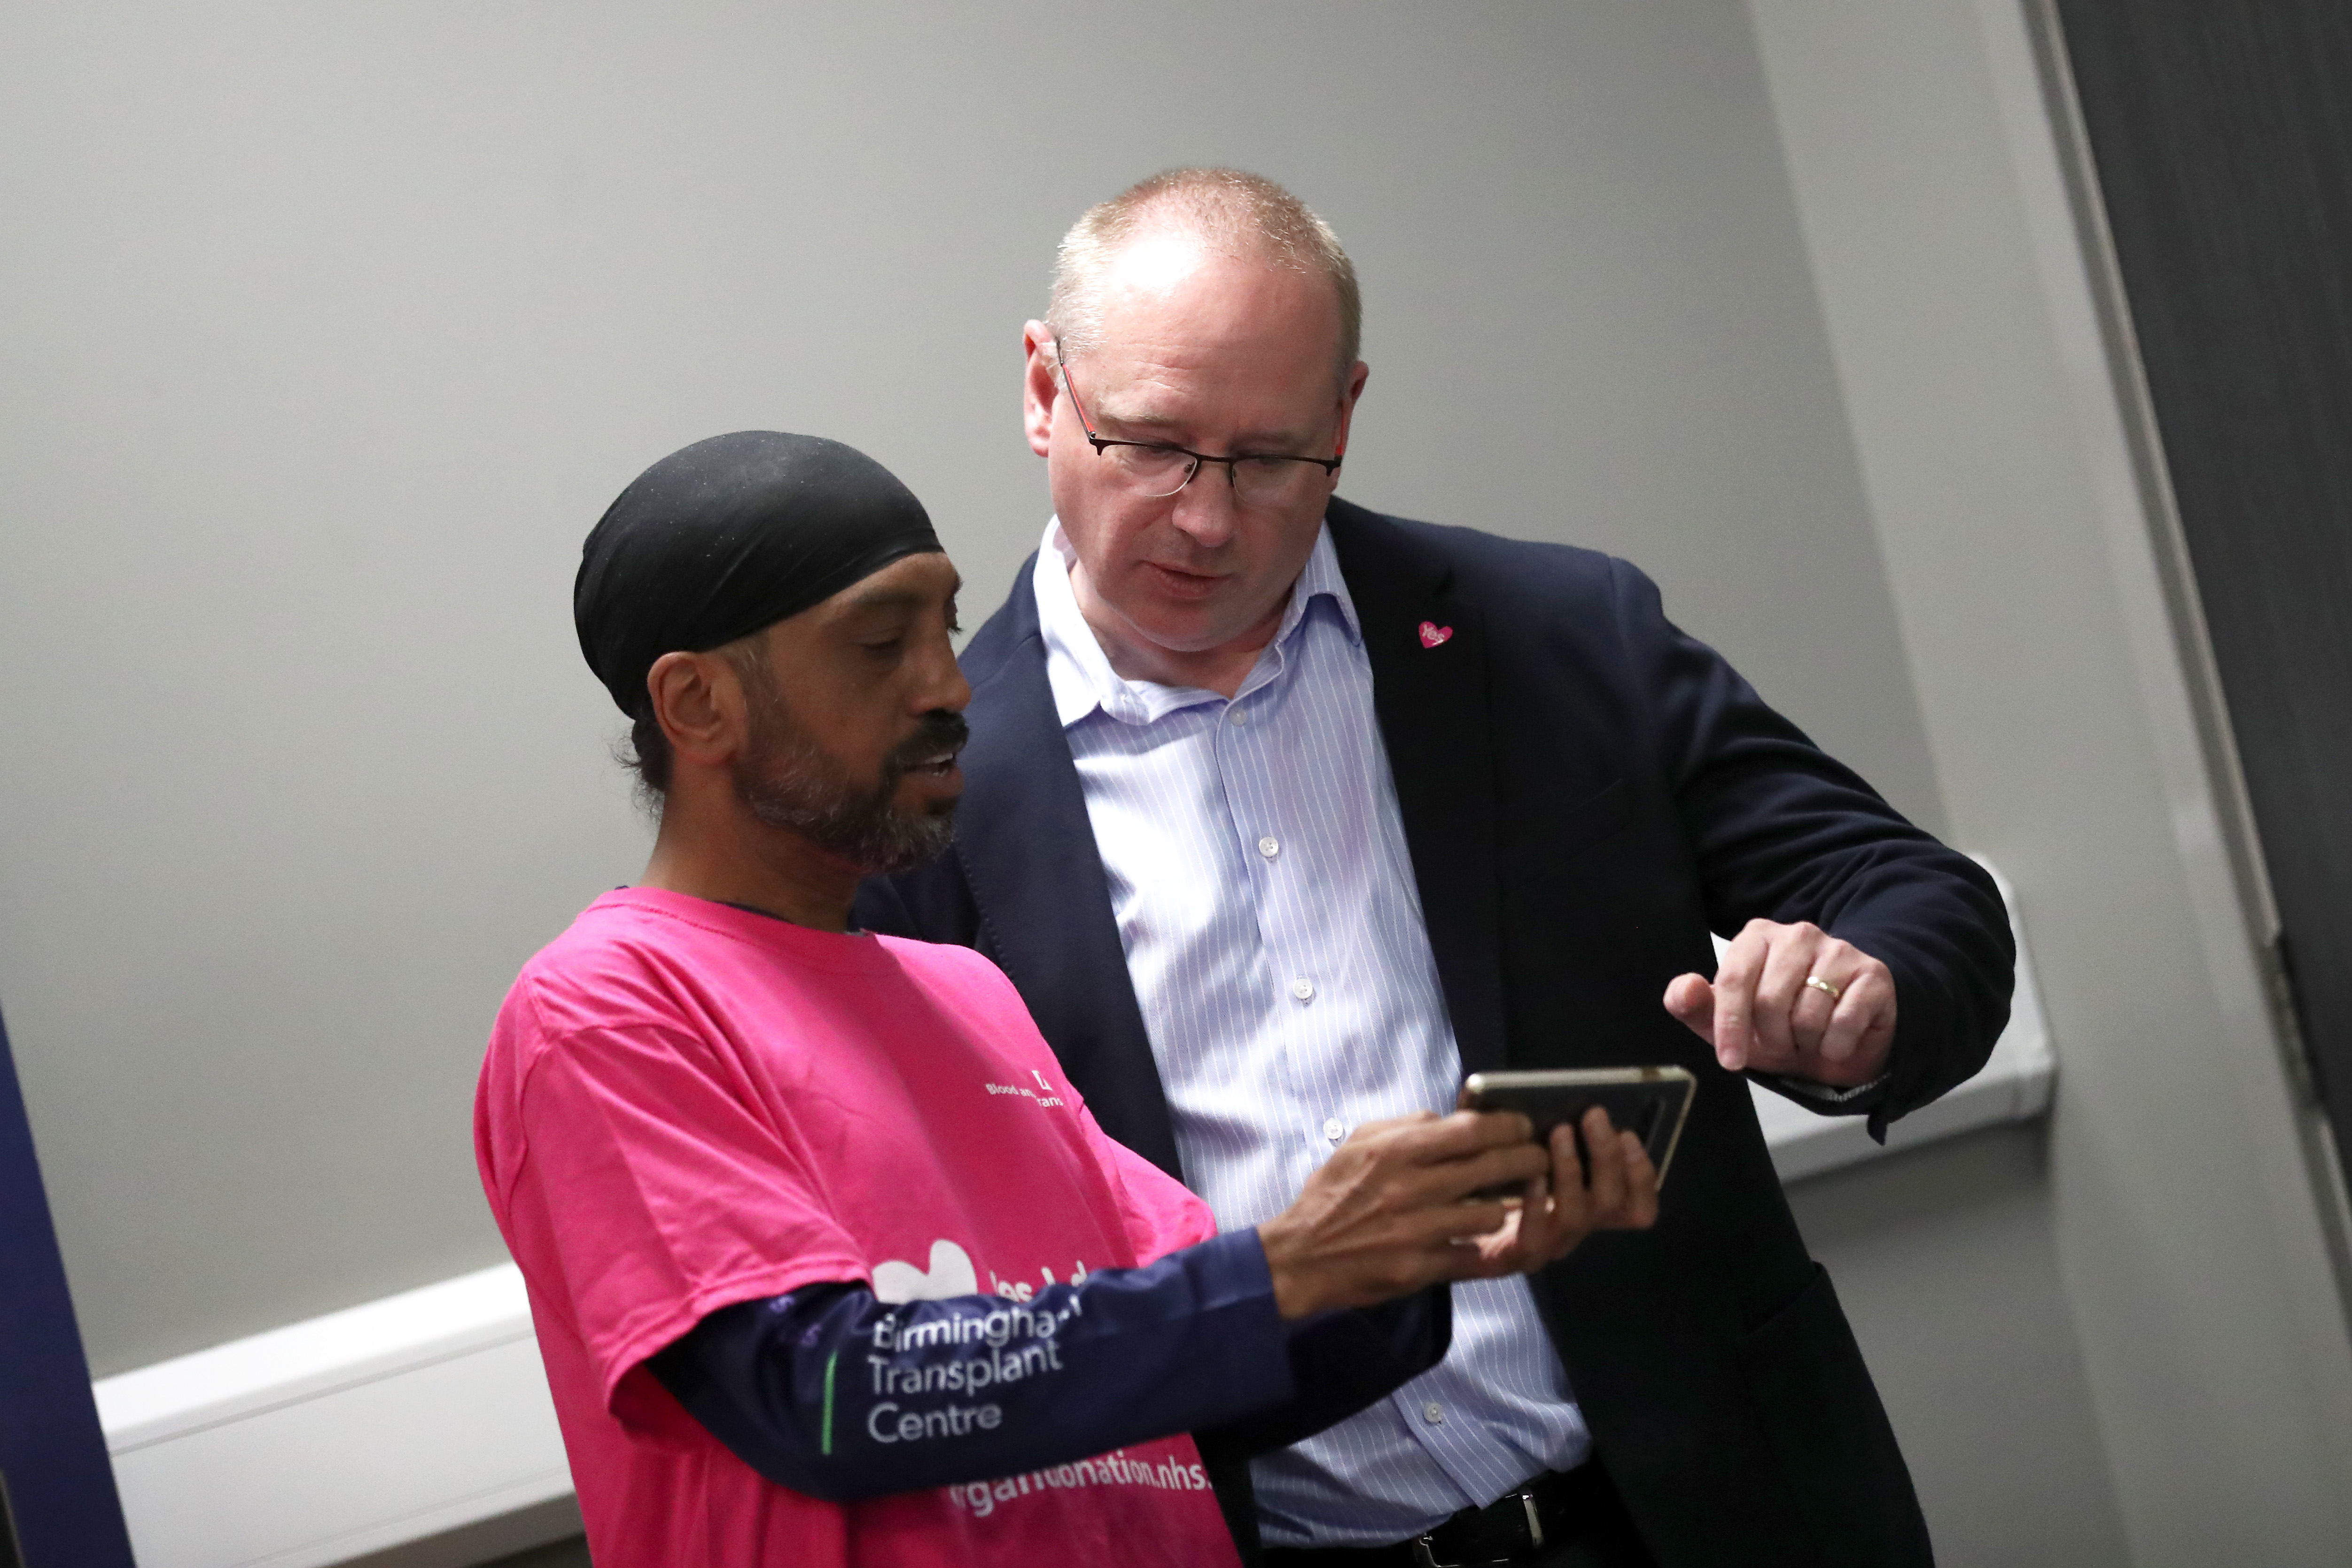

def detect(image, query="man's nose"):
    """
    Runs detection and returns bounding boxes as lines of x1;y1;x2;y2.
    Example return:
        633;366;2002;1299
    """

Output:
1168;465;1240;548
927;661;973;716
912;633;972;714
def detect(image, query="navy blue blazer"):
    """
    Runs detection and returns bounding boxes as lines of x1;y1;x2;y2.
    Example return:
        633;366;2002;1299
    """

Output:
857;497;2013;1567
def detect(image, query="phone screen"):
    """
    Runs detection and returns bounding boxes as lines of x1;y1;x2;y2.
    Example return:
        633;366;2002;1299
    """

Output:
1459;1067;1696;1191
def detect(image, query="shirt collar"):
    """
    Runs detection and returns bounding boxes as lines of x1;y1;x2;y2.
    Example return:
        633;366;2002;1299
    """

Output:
1032;517;1362;730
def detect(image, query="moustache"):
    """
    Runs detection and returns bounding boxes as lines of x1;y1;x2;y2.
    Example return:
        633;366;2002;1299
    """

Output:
881;710;971;779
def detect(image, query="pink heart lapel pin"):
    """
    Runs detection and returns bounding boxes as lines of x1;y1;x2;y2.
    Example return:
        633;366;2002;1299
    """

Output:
1417;620;1454;649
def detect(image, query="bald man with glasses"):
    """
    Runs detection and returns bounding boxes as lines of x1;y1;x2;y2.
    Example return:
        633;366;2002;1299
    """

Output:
859;169;2014;1568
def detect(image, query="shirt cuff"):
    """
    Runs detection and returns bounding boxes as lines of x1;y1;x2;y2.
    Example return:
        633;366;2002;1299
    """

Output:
1750;1068;1891;1113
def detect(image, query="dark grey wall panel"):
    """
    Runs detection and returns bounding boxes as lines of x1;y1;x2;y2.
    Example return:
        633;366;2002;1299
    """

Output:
2052;0;2352;1140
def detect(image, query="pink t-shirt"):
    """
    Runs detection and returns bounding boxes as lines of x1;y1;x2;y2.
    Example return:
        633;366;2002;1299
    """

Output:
475;887;1241;1568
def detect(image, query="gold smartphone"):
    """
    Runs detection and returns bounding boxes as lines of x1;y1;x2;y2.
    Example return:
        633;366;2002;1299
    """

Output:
1459;1066;1697;1192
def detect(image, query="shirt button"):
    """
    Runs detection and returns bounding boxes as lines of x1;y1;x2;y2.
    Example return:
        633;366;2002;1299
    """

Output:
1323;1118;1345;1143
1291;977;1316;1002
1422;1402;1446;1426
1257;836;1281;860
1227;706;1248;726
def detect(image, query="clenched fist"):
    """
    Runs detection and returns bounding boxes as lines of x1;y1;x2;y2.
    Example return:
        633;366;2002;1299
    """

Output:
1664;919;1894;1088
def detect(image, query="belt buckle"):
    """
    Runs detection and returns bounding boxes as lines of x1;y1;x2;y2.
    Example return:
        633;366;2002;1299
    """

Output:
1410;1485;1545;1567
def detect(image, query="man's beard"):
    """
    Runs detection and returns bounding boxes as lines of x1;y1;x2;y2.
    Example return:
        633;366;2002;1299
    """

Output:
731;683;966;877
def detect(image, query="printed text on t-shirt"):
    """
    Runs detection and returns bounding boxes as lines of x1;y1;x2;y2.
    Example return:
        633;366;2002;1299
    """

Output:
984;1069;1067;1108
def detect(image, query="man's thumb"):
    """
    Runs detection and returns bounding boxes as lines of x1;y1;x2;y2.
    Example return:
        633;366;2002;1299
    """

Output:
1663;973;1716;1044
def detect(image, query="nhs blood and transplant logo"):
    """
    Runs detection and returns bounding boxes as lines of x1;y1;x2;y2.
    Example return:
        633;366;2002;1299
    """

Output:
872;1240;981;1303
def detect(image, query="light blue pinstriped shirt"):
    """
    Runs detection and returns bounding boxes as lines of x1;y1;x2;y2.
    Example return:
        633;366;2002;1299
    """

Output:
1032;519;1592;1546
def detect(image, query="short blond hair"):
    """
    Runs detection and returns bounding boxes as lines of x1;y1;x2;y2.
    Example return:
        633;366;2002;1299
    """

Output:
1045;168;1361;380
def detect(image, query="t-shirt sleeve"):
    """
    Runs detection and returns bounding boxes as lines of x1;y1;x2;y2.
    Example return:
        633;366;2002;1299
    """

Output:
1076;1101;1220;1264
507;987;871;1434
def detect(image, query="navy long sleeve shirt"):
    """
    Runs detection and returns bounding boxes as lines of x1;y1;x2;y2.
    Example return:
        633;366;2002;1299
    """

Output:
648;1228;1449;1503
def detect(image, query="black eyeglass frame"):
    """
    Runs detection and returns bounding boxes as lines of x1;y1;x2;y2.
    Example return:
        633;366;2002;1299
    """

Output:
1054;355;1343;497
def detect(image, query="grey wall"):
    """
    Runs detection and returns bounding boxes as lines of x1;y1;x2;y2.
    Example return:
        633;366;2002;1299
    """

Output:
1750;0;2352;1560
0;0;1936;1374
1789;1126;2128;1566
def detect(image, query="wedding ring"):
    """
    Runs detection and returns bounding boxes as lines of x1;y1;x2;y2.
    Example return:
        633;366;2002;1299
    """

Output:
1804;974;1843;1003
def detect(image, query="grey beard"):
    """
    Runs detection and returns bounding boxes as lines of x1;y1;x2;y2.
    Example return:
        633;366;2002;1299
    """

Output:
732;714;958;877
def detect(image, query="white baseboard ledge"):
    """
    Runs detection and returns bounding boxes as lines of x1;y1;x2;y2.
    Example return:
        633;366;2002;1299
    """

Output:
95;865;2049;1567
94;1266;573;1568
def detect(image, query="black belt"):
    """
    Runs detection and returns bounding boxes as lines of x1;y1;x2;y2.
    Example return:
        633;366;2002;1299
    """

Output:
1262;1463;1632;1568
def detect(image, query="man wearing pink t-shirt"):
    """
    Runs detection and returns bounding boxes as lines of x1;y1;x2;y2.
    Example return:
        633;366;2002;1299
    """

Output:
476;432;1658;1567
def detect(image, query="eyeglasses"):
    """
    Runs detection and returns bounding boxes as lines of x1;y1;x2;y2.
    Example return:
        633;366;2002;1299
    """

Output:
1055;356;1342;506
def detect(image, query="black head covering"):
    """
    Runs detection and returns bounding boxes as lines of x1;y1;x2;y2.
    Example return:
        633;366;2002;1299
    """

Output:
574;431;942;718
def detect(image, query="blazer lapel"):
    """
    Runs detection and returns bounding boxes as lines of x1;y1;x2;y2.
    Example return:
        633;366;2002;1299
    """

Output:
949;561;1187;1179
1329;500;1509;1076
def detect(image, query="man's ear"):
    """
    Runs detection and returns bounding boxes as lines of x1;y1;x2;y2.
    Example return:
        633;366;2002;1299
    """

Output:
1333;359;1370;459
1022;320;1059;458
646;650;747;770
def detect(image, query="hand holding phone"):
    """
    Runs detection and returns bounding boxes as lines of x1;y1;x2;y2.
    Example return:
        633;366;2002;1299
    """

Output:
1257;1109;1558;1317
1469;1099;1664;1271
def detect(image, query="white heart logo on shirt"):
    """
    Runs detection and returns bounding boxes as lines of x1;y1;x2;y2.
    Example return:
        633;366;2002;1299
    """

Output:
872;1239;980;1304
